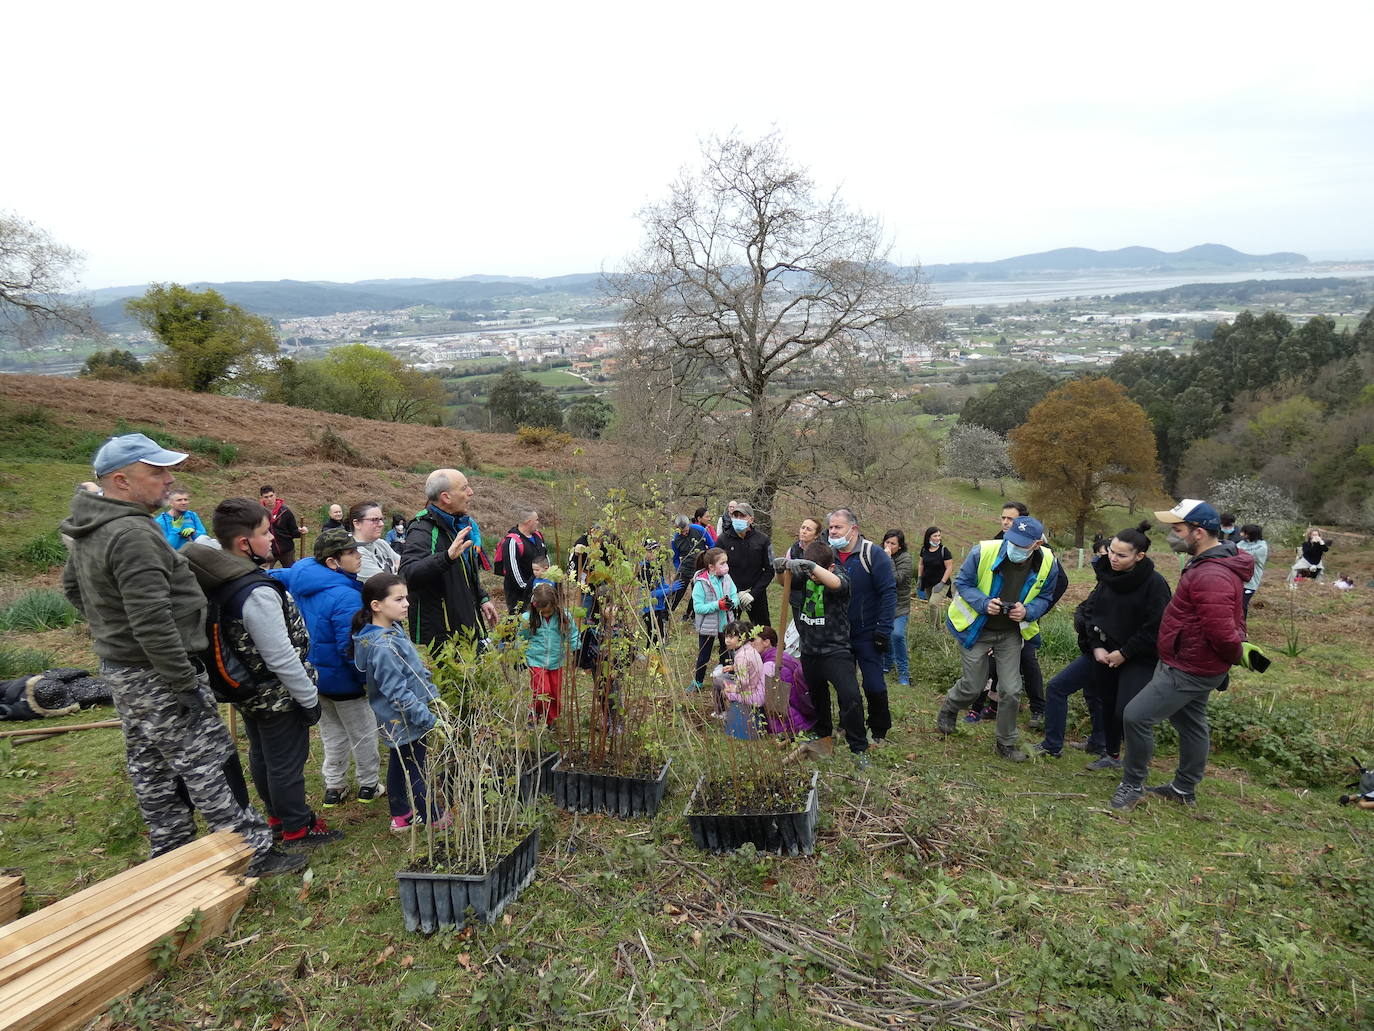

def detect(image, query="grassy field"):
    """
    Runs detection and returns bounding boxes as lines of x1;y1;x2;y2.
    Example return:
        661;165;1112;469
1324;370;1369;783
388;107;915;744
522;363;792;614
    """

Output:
2;561;1372;1030
2;385;1372;1029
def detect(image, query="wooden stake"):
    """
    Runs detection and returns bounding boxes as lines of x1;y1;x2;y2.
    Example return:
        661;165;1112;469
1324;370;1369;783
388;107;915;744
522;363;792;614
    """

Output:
0;720;121;741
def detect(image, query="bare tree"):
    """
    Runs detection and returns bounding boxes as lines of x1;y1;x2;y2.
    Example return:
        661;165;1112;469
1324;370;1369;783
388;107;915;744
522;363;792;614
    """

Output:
606;132;935;530
941;424;1012;492
0;212;96;343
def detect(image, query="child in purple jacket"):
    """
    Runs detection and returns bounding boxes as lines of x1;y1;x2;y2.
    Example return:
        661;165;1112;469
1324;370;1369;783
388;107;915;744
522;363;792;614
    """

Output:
755;626;816;736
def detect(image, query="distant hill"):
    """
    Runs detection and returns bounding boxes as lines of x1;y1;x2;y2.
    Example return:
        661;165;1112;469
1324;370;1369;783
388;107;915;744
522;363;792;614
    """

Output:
922;244;1308;282
85;273;607;329
78;245;1313;329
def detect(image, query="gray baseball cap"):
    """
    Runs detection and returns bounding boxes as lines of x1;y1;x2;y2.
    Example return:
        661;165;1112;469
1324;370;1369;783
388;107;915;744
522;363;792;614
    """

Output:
93;433;189;477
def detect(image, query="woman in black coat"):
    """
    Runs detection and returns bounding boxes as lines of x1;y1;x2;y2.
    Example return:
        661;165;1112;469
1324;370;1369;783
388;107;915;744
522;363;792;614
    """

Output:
1036;521;1172;764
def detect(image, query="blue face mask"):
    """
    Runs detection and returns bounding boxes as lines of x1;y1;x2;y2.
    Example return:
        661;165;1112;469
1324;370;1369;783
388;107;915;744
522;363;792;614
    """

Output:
731;518;749;533
1004;543;1031;563
828;535;850;550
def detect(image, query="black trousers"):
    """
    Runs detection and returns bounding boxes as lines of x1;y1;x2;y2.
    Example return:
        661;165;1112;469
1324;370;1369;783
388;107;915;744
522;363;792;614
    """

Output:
694;632;727;686
801;650;869;753
242;708;314;834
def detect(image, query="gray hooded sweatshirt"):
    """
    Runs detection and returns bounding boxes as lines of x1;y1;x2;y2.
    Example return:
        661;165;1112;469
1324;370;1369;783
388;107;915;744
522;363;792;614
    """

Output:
60;489;208;689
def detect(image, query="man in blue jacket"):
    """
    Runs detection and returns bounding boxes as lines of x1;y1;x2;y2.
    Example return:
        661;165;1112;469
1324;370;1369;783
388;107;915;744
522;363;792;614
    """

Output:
936;516;1063;761
825;508;896;745
273;529;382;808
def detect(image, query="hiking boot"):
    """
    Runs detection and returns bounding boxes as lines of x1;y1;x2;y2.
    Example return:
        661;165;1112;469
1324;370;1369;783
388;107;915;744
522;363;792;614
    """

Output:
267;816;283;842
1069;740;1099;752
356;783;384;803
322;787;347;808
869;737;886;749
855;751;871;772
282;818;344;849
995;741;1029;762
1086;755;1123;771
936;703;959;735
1145;782;1197;806
1029;712;1045;731
247;846;309;878
1109;782;1146;811
1032;742;1060;758
963;710;982;724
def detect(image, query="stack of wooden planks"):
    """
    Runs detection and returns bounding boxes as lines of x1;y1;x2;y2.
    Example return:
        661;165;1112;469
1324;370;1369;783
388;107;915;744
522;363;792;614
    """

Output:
0;831;254;1031
0;874;22;925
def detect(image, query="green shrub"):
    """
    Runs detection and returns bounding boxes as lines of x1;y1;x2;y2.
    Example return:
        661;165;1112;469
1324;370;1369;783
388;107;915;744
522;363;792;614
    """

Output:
0;589;81;632
0;643;56;679
1206;693;1352;787
312;426;361;463
514;425;571;450
186;436;239;466
18;530;67;569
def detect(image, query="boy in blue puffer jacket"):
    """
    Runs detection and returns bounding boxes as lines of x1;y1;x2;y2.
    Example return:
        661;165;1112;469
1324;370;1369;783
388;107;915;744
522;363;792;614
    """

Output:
273;529;382;807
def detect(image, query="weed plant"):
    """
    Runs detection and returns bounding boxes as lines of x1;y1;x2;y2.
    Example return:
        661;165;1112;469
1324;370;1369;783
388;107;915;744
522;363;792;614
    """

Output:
18;530;67;570
0;643;56;679
0;589;80;632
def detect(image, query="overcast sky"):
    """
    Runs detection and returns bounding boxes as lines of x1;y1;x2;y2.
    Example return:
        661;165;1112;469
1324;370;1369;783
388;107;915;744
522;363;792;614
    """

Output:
7;1;1373;289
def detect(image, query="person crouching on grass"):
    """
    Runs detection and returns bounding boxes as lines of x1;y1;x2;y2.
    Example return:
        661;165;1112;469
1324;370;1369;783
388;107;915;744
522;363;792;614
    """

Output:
712;620;765;734
352;572;450;833
520;582;580;724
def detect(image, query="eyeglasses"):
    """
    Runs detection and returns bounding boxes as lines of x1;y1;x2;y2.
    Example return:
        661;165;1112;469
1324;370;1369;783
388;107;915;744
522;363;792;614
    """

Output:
362;517;384;523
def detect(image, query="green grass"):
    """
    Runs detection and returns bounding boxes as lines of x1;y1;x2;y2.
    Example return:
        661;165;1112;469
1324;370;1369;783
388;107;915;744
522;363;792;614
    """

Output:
0;642;57;679
1;428;1371;1029
2;576;1370;1030
0;589;80;632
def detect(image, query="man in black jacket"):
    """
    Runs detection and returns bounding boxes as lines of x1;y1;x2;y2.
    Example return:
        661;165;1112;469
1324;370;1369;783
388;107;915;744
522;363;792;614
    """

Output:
717;501;775;627
398;469;499;650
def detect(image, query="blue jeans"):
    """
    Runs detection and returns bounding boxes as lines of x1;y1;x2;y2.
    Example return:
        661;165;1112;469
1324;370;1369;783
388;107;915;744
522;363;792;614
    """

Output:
852;636;893;740
1041;654;1105;755
886;615;909;679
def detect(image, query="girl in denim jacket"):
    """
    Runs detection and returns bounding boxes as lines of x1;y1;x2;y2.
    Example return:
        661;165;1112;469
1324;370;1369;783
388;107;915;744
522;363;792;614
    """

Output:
352;573;448;833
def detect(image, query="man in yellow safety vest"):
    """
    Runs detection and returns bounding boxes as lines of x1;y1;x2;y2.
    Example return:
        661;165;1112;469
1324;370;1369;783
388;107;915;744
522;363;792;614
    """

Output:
936;515;1062;761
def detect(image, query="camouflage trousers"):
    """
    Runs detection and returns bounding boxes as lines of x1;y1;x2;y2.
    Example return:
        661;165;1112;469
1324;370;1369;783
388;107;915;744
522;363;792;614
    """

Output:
103;663;272;859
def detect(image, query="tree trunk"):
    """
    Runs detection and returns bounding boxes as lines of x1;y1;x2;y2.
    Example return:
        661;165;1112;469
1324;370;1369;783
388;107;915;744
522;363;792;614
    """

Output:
1074;516;1086;548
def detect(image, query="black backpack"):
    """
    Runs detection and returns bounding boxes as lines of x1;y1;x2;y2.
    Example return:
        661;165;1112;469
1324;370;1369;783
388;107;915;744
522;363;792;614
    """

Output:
200;572;284;704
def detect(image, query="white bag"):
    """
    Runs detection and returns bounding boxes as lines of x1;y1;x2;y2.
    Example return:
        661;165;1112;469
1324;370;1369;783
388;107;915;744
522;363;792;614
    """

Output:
783;618;801;658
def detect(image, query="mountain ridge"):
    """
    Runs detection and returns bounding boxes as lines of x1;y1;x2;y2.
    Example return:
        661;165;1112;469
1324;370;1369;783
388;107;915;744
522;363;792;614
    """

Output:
82;245;1311;327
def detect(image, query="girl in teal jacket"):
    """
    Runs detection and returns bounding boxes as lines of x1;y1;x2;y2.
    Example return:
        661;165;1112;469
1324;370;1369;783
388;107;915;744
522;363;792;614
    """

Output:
519;583;579;723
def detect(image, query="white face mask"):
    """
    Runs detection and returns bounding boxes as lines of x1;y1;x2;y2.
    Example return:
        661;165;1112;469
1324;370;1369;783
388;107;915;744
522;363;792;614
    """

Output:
1004;543;1031;563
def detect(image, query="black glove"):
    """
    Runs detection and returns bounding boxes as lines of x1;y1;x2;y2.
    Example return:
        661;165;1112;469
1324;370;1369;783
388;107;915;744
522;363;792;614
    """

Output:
298;702;323;726
174;689;205;719
872;633;890;652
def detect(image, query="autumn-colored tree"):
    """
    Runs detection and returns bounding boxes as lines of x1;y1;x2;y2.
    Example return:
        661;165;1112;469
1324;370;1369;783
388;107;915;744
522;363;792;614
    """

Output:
1009;377;1163;546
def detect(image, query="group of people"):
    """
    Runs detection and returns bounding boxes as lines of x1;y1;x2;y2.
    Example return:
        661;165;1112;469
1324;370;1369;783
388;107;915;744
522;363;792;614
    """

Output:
60;434;558;878
60;424;1283;880
932;497;1260;811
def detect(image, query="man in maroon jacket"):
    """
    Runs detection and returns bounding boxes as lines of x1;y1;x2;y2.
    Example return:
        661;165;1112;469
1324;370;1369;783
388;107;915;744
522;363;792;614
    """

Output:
1110;499;1254;811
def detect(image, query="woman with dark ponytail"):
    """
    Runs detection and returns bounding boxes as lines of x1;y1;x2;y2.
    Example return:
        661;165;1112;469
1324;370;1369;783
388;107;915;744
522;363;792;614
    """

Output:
1036;521;1172;768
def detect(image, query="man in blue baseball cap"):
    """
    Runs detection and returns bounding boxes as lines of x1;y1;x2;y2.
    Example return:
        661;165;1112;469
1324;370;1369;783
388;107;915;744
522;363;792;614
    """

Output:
61;432;305;877
936;514;1063;761
1108;497;1254;811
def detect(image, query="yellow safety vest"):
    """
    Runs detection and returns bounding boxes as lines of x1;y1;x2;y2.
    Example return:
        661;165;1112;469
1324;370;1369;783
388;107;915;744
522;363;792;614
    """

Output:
948;541;1056;643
